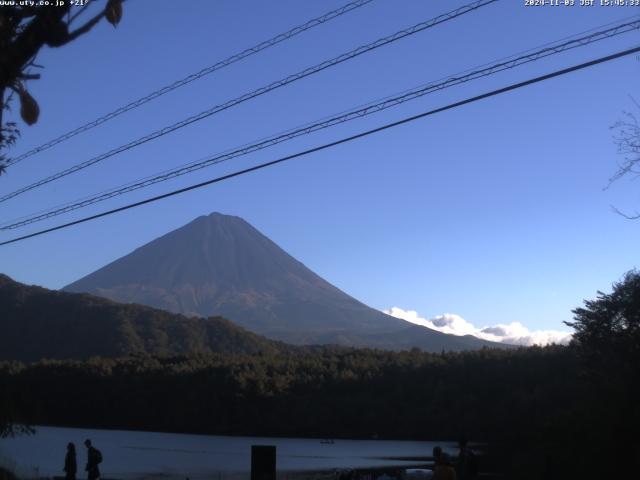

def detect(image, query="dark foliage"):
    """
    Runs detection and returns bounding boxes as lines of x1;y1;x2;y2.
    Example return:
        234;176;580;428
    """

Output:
568;270;640;360
565;270;640;473
1;273;639;478
0;348;568;444
0;1;124;169
0;274;289;361
0;467;17;480
0;345;631;479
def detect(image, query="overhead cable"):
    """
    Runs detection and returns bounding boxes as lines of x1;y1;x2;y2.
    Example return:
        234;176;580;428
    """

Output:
0;0;498;204
5;0;376;167
2;17;638;230
1;44;638;247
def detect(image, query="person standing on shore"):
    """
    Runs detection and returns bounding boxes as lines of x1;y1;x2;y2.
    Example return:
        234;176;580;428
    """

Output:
455;440;477;480
64;442;77;480
84;439;102;480
432;446;456;480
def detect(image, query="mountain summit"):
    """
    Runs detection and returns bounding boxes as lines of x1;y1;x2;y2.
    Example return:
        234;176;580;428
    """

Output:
65;212;505;351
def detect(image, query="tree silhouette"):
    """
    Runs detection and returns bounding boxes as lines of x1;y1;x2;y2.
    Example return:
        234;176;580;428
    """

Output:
609;98;640;218
0;2;124;431
565;270;640;477
0;1;124;173
566;270;640;358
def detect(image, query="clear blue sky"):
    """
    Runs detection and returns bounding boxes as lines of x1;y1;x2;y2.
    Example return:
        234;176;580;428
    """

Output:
1;0;638;334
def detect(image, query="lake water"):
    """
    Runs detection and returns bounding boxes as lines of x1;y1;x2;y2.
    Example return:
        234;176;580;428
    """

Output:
0;426;454;479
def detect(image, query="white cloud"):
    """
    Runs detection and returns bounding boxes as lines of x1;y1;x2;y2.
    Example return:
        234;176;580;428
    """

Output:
383;307;572;346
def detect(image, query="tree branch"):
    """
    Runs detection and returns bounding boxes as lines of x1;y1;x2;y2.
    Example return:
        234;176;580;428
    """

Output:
0;7;70;87
65;9;106;43
611;205;640;220
68;3;94;25
17;73;40;81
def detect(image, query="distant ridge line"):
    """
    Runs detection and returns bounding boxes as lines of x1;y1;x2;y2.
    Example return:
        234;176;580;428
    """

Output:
63;211;511;351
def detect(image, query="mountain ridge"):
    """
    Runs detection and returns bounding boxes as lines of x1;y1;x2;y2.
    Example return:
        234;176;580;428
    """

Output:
0;273;287;361
64;212;510;351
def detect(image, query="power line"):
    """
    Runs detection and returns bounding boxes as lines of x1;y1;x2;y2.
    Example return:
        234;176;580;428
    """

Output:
0;0;498;204
2;44;638;247
5;0;376;167
2;17;638;231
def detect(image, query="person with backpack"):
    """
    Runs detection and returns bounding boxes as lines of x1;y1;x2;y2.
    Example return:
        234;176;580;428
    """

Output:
84;439;102;480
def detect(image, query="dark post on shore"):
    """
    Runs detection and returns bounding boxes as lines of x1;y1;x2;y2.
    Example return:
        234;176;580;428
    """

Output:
251;445;276;480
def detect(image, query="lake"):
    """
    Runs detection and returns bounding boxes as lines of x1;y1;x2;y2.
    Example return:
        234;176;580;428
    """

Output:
0;426;454;479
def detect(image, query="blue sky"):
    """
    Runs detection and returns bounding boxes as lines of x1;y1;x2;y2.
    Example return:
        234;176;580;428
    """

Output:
0;0;638;338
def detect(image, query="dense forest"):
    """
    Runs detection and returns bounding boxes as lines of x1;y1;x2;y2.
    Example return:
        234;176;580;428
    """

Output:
0;345;636;478
0;345;571;438
0;274;502;361
1;272;638;478
0;274;290;361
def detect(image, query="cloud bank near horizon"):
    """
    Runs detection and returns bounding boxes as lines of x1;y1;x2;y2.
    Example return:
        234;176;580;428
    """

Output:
383;307;572;346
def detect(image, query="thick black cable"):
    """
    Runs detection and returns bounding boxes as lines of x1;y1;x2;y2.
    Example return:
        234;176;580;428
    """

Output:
1;45;638;247
5;0;376;167
2;17;638;230
0;0;498;204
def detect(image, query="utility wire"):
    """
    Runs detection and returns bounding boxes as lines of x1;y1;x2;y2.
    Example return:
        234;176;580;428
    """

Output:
2;45;638;247
5;0;376;167
2;17;638;231
0;0;498;204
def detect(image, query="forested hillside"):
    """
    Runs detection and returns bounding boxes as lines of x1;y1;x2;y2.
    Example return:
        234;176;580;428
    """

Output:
0;346;569;439
0;344;634;479
2;272;638;479
0;274;287;361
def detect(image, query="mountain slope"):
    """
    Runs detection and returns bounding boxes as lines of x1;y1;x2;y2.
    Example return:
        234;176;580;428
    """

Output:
0;274;286;361
64;212;507;351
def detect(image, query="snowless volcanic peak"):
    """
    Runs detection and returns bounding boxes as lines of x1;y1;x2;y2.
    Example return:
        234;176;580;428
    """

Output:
65;212;507;351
